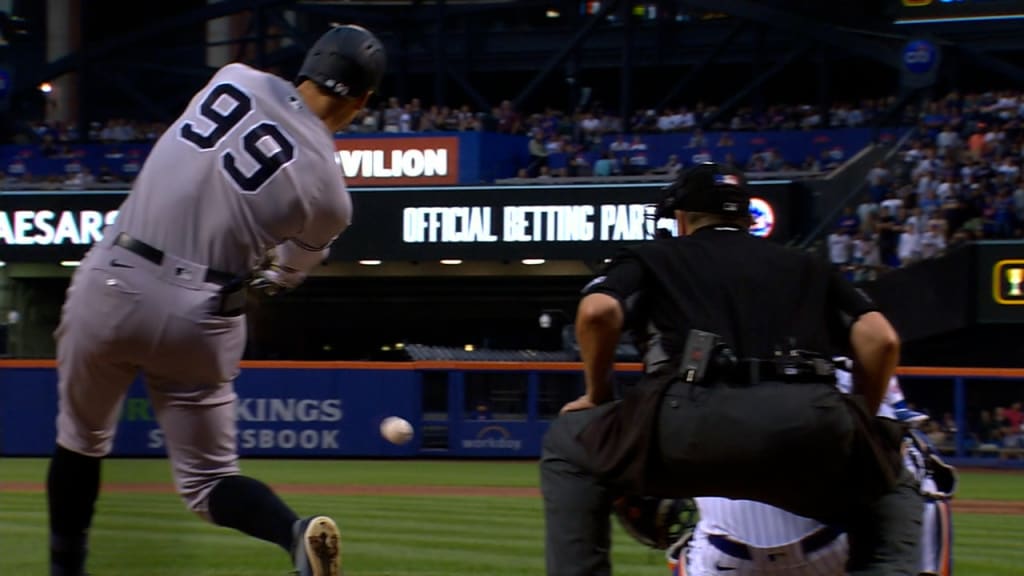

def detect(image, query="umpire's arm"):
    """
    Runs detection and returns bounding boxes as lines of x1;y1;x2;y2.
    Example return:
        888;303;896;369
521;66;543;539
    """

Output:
563;254;646;414
827;268;900;414
849;311;900;414
574;293;623;409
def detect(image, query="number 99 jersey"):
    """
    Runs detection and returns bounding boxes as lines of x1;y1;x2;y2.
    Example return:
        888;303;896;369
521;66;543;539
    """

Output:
112;62;351;277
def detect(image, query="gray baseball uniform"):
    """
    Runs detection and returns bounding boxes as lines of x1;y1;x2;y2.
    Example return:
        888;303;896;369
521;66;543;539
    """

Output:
55;62;351;515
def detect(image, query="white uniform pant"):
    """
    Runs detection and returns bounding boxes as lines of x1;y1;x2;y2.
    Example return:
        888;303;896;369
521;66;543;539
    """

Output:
685;525;849;576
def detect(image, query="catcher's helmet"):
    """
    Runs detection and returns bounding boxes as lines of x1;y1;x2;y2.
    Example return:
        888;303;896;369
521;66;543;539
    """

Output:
296;24;386;97
613;495;699;550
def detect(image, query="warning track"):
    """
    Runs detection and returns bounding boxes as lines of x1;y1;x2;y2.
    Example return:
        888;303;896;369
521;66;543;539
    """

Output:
0;482;1022;514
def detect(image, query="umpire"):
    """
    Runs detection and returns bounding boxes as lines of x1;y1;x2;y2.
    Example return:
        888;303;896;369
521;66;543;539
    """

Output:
541;163;922;576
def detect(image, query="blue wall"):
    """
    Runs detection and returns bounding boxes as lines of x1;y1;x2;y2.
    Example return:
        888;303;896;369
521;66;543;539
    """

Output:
0;365;560;458
3;364;1013;469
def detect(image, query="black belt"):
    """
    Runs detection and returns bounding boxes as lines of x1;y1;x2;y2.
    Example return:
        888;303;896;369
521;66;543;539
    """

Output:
722;357;836;386
112;232;246;316
707;525;843;561
113;232;239;287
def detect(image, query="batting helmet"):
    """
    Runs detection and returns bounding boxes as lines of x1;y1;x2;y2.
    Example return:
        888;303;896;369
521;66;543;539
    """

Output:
613;495;699;550
296;24;386;97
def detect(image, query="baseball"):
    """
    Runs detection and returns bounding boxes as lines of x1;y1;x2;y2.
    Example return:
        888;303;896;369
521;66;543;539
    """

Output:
380;416;414;445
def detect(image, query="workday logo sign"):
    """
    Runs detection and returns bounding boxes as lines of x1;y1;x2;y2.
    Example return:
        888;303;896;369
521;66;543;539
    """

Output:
461;425;523;451
902;40;937;75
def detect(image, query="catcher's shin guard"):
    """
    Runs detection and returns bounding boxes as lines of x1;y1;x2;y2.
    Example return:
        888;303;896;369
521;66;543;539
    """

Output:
920;497;953;576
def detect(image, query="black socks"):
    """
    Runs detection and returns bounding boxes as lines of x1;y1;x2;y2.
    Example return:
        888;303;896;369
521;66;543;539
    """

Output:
47;445;102;576
207;475;300;552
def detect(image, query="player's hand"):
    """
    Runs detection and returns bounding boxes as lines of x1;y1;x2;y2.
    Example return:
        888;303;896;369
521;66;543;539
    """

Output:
249;265;298;296
560;394;599;414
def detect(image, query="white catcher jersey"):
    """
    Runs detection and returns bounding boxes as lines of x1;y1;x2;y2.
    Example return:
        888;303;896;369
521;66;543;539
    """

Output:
111;63;351;276
691;368;904;548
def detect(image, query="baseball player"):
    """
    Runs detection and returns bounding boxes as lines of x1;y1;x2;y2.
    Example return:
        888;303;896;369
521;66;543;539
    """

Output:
46;25;385;576
663;365;956;576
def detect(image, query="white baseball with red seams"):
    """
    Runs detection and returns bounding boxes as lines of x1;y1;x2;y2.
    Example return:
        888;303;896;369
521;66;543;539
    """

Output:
380;416;414;445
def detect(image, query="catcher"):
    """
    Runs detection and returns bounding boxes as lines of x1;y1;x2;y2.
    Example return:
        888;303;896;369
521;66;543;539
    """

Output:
615;369;957;576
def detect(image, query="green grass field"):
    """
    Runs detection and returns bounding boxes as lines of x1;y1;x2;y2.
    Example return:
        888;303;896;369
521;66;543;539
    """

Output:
1;458;1022;575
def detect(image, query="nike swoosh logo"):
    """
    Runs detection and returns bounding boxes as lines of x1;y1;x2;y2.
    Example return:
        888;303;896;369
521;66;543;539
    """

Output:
714;564;737;571
109;259;134;268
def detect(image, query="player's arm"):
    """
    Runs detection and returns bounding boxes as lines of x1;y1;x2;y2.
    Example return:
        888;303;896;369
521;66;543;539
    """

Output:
258;180;353;291
564;253;646;412
826;269;899;414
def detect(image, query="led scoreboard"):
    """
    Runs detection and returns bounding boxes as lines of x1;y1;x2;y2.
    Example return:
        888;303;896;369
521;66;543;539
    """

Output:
891;0;1024;22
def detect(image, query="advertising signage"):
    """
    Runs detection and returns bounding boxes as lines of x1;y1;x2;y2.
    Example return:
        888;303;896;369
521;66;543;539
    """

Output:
975;241;1024;324
335;135;461;186
0;180;805;264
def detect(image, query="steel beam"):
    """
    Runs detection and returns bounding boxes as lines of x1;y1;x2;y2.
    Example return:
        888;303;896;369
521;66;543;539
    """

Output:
956;43;1024;87
699;43;810;129
680;0;899;70
512;0;619;110
655;21;745;113
25;0;292;92
620;0;634;129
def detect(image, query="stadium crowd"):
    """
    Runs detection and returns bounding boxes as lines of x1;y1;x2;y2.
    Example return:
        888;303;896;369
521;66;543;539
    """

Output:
4;95;898;186
828;90;1024;280
916;400;1024;459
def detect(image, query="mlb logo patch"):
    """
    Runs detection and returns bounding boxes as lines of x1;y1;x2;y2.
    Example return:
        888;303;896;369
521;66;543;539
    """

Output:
714;174;741;186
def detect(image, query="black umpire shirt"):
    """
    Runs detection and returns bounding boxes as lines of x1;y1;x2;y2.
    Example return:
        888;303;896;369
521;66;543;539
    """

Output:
583;226;879;362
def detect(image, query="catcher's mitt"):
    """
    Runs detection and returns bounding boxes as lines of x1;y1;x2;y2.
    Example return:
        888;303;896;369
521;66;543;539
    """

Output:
613;495;699;550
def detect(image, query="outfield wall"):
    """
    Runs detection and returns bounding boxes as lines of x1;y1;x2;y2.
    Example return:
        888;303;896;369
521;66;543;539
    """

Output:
0;361;1021;468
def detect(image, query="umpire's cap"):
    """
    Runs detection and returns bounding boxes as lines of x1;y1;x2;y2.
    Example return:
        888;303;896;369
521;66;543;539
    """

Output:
655;162;750;218
296;24;386;97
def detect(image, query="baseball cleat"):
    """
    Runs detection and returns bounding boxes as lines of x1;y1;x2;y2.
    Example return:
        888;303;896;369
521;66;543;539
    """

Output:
894;408;929;426
292;515;341;576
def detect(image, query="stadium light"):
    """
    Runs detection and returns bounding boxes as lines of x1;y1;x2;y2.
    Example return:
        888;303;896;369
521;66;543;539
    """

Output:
38;82;52;94
358;259;382;266
440;259;462;265
545;9;560;18
59;260;80;267
521;258;546;265
0;260;6;267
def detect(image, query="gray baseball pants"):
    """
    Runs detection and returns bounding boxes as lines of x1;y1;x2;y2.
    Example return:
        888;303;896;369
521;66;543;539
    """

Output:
55;242;245;516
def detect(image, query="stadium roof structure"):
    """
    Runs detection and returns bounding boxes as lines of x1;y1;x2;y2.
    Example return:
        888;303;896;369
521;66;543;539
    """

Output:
6;0;1024;130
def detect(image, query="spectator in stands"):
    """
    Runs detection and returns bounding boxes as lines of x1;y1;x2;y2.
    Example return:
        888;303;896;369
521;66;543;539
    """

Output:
383;97;402;132
625;135;649;175
497;100;521;134
656;108;679;132
921;215;949;253
936;124;960;153
1005;402;1024;448
593;151;617;177
867;160;892;201
566;145;592;177
897;221;920;267
609;134;630;153
836;206;860;235
974;409;1002;451
827;227;852;273
687;128;707;148
527;130;548;178
653;154;681;177
1014;180;1024;224
802;154;821;172
875;205;901;268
